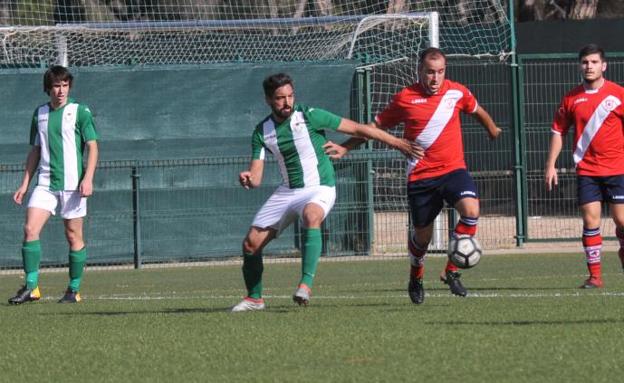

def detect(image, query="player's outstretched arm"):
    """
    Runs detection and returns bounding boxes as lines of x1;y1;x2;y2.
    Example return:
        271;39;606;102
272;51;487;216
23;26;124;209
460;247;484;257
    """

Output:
79;140;98;197
335;118;423;159
13;146;41;205
544;133;563;191
324;120;391;159
239;159;264;189
473;106;502;140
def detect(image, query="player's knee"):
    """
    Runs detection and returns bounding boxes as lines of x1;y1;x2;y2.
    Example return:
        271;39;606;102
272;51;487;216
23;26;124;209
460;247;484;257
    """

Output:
460;205;479;218
64;228;83;247
612;214;624;228
302;205;325;228
412;226;433;246
23;223;40;240
242;237;259;255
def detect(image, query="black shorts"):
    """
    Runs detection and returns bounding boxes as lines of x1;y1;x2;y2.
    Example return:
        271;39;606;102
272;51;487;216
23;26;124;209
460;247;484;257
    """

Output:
577;175;624;205
407;169;478;227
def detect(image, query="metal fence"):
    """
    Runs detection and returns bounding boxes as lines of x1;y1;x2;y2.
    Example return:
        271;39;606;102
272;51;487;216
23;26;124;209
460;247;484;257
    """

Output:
0;154;376;269
520;53;624;242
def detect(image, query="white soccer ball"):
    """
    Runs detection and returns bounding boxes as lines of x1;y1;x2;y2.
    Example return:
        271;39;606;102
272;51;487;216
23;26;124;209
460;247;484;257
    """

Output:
447;234;482;269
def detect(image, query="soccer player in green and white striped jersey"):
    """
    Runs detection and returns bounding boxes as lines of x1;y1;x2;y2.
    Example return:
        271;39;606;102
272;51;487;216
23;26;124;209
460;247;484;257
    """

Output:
231;73;422;312
8;65;99;305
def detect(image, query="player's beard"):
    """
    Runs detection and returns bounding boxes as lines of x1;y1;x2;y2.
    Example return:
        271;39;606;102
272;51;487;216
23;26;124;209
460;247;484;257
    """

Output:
273;105;293;120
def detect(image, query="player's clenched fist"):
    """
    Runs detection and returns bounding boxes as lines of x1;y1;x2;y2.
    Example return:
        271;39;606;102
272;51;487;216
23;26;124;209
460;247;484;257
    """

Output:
239;171;253;189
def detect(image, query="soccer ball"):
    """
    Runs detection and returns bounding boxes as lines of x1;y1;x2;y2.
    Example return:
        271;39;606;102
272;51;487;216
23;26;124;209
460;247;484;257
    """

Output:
447;234;482;269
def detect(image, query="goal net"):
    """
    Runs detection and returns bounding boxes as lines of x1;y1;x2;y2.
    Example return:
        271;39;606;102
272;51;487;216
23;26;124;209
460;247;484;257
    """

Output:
1;1;510;68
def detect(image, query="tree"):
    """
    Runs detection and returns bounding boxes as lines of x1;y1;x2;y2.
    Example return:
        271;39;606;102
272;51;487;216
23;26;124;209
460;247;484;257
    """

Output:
517;0;624;21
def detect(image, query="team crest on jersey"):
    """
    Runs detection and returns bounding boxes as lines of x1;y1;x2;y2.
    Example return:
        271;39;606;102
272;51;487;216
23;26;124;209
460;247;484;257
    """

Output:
292;121;306;133
445;99;455;109
604;98;617;111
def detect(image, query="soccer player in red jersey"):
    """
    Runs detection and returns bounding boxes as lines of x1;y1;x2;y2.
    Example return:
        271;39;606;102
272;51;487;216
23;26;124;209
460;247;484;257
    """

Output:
324;48;501;304
545;44;624;289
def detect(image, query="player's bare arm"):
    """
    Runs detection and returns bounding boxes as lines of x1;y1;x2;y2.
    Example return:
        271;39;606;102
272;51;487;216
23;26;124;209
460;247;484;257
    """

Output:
79;140;98;197
336;119;422;159
13;146;41;205
324;121;382;159
239;159;264;189
544;132;563;191
473;106;502;140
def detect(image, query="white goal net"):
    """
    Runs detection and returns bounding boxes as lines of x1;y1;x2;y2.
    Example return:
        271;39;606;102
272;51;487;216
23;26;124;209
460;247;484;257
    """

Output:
1;1;510;68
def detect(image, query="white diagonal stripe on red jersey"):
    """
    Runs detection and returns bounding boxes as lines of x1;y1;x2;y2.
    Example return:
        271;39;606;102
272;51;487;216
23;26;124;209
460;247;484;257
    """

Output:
573;95;622;165
406;89;463;176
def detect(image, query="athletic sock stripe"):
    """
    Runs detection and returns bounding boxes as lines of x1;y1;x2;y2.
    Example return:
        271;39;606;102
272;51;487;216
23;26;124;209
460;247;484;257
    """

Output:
459;216;479;226
582;227;601;237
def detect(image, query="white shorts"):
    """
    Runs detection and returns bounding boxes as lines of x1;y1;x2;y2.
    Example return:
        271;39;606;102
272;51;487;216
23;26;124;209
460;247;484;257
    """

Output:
27;186;87;219
252;185;336;235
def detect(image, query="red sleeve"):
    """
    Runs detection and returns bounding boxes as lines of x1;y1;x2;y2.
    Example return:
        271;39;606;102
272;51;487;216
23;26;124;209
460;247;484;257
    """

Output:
552;97;571;135
375;93;405;128
459;84;478;114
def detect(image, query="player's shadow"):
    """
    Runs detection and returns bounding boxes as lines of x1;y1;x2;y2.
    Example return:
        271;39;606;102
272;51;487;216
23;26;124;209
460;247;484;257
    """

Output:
38;306;233;316
36;306;328;316
425;318;624;326
461;286;570;291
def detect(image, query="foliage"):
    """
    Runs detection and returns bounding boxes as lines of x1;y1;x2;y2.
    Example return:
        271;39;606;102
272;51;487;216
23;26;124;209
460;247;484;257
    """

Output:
518;0;624;21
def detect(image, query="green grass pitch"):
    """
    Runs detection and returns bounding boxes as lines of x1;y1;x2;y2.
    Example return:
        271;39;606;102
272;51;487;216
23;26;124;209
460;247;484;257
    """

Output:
1;253;623;382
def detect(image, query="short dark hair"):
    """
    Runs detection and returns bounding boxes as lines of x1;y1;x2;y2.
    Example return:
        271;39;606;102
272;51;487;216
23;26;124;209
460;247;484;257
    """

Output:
263;73;293;97
43;65;73;95
418;47;446;67
578;44;606;61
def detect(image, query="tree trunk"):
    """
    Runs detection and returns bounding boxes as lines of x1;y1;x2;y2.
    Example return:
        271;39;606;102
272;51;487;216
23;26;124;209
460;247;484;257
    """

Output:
316;0;333;17
519;0;548;21
568;0;599;19
387;0;407;14
0;0;11;25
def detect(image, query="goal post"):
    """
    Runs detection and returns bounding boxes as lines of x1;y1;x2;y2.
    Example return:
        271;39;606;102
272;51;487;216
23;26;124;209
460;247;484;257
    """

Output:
1;12;439;68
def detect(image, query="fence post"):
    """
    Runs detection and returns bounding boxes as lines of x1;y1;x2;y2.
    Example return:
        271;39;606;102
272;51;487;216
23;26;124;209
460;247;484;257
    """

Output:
363;66;375;256
509;2;527;247
131;165;142;269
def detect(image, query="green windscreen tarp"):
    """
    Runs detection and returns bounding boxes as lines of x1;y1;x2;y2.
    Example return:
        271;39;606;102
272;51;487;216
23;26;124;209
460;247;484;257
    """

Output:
0;62;366;266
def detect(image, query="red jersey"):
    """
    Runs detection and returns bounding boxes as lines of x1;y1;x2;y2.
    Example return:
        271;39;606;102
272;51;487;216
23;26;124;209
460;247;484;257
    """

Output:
552;80;624;176
375;79;478;182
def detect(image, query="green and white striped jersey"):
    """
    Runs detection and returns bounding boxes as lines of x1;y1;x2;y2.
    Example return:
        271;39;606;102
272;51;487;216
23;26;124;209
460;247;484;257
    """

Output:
29;98;98;191
251;104;342;189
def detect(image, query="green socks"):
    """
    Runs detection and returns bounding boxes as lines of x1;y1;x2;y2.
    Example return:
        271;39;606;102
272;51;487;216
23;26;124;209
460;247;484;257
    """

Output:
21;241;87;292
242;252;263;299
68;247;87;292
301;228;322;288
23;240;42;290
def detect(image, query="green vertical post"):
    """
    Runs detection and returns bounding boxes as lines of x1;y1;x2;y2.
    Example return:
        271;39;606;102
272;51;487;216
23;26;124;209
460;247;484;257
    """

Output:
509;3;527;246
355;66;375;256
131;165;143;268
364;67;375;255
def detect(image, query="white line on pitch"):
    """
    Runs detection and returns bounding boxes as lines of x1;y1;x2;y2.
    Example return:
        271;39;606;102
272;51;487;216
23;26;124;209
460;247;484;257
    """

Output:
37;291;624;301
